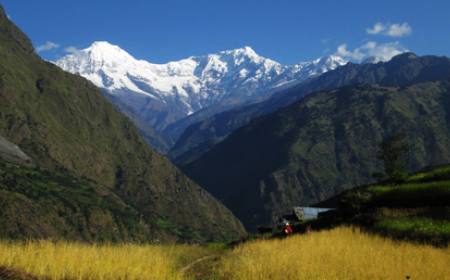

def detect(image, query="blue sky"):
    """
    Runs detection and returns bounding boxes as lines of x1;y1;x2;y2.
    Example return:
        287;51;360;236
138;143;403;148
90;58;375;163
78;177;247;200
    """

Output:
2;0;449;64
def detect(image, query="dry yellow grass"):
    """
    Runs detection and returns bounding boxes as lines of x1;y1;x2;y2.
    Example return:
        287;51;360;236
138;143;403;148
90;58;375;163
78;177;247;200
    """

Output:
217;227;450;280
1;228;448;279
0;240;207;280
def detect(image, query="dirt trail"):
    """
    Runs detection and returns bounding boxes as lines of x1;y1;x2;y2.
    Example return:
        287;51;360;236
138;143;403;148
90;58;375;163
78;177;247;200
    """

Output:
180;255;217;273
180;254;223;279
0;266;42;280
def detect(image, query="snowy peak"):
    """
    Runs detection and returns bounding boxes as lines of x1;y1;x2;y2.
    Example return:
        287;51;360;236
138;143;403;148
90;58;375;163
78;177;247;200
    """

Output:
87;41;136;63
55;41;348;129
59;41;137;72
191;45;280;76
313;55;347;68
218;46;261;62
89;41;130;55
303;54;348;75
57;41;161;97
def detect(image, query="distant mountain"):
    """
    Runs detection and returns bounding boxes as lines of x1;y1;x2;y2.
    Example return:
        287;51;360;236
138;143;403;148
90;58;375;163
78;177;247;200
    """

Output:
171;53;450;165
184;78;450;230
0;6;245;242
55;42;346;151
160;55;348;142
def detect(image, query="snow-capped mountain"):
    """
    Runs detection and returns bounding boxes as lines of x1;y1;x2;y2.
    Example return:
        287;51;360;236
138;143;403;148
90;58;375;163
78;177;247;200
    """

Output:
56;41;347;133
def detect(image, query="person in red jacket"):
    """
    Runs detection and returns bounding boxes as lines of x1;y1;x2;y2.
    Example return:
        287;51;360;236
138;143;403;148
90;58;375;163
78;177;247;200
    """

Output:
283;222;293;235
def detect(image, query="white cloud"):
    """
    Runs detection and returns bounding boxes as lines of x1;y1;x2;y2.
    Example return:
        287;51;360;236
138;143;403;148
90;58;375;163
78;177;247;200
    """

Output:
366;22;412;37
64;46;81;54
335;41;407;63
336;44;365;61
36;41;60;52
386;23;412;37
366;23;385;35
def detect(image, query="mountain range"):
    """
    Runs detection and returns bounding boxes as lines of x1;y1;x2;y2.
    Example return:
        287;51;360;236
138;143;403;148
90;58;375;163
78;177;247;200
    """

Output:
55;42;347;151
183;53;450;229
171;52;450;165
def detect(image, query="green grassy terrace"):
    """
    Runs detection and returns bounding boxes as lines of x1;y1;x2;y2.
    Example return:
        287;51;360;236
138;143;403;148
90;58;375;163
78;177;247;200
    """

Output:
324;165;450;245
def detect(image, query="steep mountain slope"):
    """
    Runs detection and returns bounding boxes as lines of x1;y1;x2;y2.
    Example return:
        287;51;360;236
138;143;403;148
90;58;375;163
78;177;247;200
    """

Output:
0;158;154;242
56;42;346;149
106;94;172;152
172;53;450;165
0;6;245;242
184;80;450;230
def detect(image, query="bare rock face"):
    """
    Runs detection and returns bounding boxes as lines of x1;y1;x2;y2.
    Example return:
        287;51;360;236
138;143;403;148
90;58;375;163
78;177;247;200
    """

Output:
0;135;33;166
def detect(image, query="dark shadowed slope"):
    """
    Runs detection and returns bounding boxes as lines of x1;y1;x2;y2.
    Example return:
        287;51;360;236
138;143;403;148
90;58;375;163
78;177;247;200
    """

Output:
184;81;450;230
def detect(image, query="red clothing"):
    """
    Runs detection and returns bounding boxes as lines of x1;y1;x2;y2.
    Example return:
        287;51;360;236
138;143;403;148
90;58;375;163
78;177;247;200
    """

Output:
284;224;293;235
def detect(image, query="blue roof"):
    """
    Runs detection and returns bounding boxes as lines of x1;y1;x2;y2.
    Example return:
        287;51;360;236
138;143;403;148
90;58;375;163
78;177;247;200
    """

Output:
293;207;334;220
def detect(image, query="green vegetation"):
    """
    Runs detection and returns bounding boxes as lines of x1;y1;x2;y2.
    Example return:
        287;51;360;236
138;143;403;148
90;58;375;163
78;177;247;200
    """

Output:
335;165;450;245
367;181;450;207
0;5;246;242
0;159;151;242
376;133;409;182
373;217;450;240
407;165;450;182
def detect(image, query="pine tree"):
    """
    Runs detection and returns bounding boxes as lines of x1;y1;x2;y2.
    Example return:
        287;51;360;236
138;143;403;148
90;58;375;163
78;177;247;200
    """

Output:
377;133;409;183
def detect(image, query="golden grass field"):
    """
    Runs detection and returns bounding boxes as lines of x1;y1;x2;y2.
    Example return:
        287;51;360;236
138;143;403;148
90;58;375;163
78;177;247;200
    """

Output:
217;227;450;280
0;227;448;280
0;241;209;280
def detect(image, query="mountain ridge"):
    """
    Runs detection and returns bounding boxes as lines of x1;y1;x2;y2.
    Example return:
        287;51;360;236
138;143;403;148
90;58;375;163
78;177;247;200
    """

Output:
171;52;450;165
56;41;347;115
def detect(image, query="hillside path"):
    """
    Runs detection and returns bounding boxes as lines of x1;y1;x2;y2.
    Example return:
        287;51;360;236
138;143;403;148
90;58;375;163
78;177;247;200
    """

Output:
180;254;223;279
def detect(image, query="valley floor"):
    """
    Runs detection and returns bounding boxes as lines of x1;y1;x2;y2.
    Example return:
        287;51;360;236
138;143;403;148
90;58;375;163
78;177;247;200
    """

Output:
0;227;448;280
